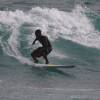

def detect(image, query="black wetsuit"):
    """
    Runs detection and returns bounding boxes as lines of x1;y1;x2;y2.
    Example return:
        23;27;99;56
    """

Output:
31;35;52;64
37;35;52;55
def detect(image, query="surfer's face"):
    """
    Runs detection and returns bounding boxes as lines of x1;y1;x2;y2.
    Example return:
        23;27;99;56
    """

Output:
35;30;41;38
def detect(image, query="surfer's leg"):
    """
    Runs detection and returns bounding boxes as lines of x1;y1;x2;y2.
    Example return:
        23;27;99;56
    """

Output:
31;47;44;63
31;53;38;63
43;55;49;64
32;56;38;63
42;47;51;64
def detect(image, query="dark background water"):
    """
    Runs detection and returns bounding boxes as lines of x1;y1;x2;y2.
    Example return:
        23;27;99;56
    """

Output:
0;0;75;11
0;0;100;12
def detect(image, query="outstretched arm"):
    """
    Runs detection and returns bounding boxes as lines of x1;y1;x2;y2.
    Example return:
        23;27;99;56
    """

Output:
32;38;37;45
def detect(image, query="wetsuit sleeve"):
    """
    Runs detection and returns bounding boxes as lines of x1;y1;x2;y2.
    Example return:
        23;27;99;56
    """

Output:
32;38;37;45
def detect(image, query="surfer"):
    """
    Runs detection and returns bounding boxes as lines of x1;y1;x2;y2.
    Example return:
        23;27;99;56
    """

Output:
31;29;52;64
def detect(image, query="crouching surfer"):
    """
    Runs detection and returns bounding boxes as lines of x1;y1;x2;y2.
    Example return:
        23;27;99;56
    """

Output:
31;29;52;64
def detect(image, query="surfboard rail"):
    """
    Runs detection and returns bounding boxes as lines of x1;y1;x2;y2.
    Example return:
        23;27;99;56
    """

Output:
33;64;75;68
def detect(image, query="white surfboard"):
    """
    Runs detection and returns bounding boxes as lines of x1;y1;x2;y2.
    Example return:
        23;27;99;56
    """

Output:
33;64;75;68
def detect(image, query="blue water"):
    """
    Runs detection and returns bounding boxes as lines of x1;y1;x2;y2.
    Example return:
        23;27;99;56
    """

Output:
0;0;100;100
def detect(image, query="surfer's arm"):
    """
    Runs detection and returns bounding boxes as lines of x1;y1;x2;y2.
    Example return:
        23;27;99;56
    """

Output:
32;38;37;45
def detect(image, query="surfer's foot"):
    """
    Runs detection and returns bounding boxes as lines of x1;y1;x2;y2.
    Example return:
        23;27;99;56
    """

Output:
34;59;38;63
46;61;49;64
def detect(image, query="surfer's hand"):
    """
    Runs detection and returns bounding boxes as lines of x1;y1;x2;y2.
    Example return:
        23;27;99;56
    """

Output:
32;39;37;45
32;41;35;45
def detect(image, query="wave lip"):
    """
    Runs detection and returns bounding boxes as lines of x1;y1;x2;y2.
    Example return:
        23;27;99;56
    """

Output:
0;5;99;65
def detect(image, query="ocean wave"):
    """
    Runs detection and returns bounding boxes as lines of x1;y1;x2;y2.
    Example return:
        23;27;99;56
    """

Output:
0;5;99;65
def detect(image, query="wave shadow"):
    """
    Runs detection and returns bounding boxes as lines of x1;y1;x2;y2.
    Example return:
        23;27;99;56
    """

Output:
46;68;76;78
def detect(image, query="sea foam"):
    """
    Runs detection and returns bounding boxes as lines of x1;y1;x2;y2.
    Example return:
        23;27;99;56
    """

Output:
0;5;99;65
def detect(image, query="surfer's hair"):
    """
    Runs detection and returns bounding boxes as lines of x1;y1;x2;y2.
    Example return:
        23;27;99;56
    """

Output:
35;29;41;37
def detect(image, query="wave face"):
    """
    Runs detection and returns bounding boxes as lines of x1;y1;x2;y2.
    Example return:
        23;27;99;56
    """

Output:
0;1;100;99
0;5;100;66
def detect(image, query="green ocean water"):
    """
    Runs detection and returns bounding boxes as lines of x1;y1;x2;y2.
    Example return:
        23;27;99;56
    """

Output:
0;0;100;100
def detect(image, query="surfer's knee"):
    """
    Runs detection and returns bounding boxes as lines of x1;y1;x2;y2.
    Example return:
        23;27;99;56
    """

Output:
31;53;33;57
31;53;34;58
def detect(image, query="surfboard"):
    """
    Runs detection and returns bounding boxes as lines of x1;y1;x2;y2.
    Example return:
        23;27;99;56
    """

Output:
33;64;75;68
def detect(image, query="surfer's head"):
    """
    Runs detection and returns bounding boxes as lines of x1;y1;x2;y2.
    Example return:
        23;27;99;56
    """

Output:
35;29;41;38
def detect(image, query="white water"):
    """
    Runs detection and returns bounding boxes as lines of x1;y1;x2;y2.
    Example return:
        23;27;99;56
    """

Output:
0;5;99;65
